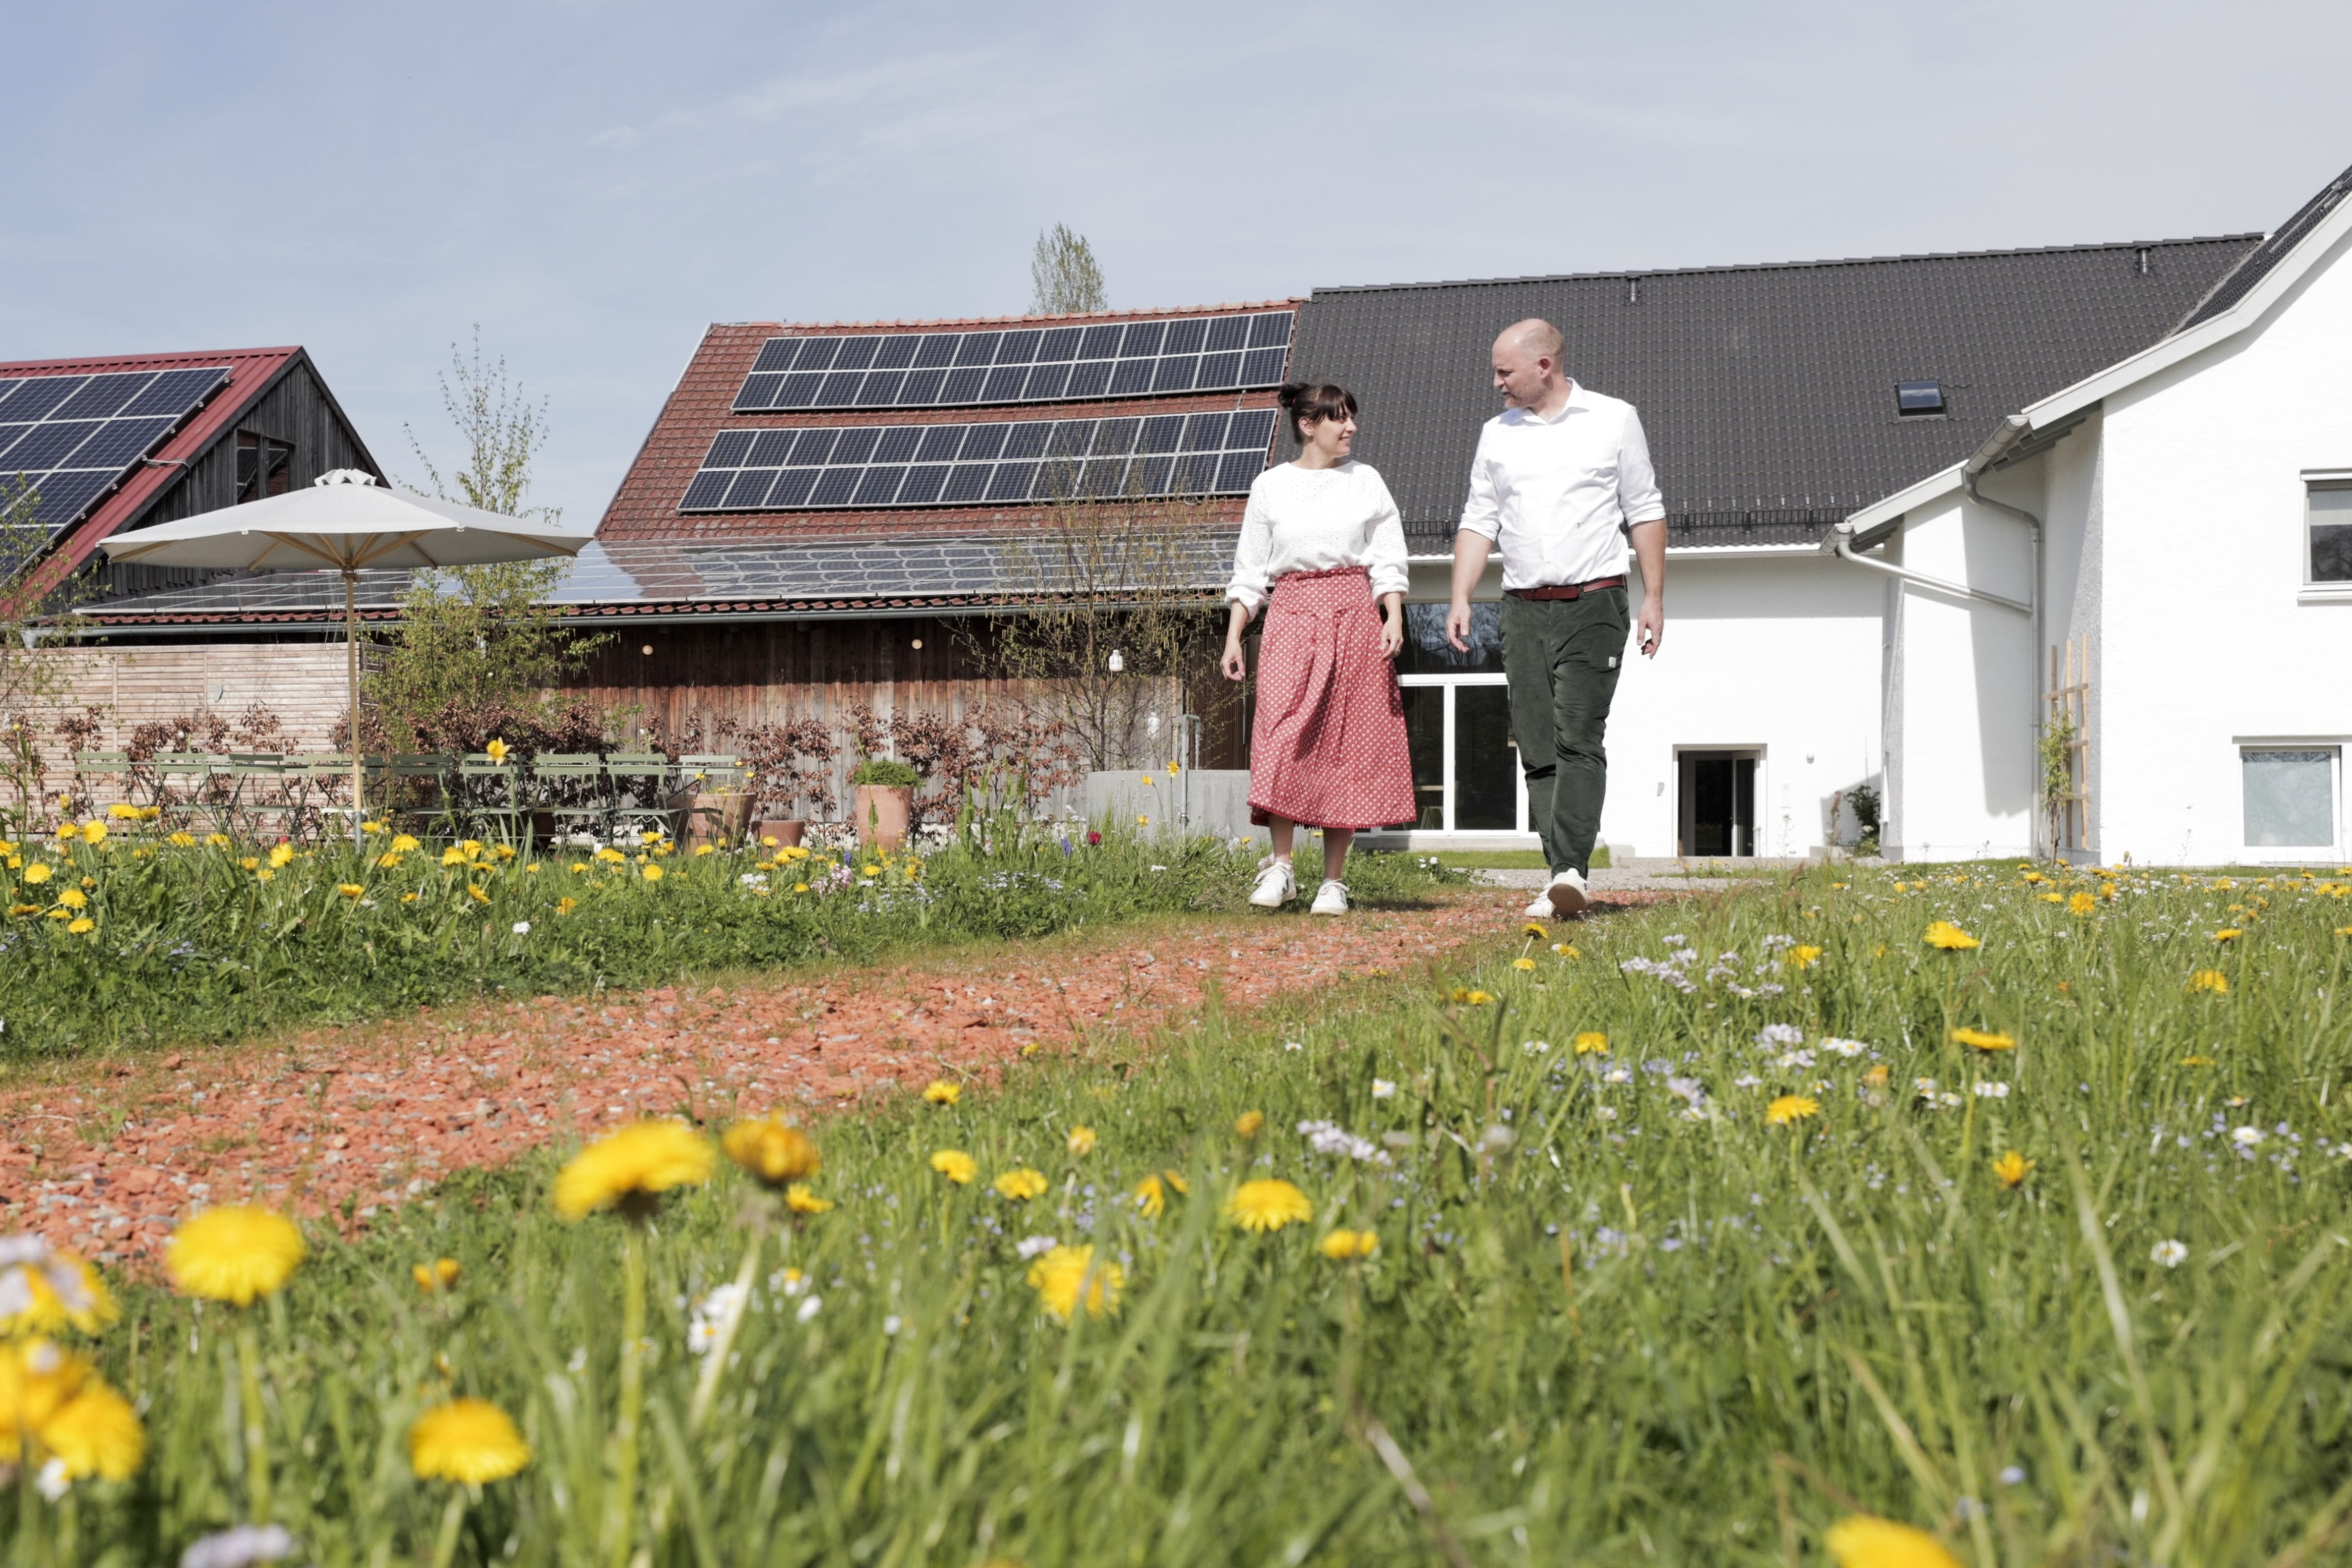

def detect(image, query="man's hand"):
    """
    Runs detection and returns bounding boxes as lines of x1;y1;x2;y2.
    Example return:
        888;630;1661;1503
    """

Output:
1447;530;1495;651
1629;517;1666;659
1637;595;1664;658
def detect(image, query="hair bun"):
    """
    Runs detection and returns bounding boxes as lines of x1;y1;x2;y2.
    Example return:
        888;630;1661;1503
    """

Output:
1276;381;1311;414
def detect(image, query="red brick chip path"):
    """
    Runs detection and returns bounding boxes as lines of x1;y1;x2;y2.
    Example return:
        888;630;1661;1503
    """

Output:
0;889;1668;1265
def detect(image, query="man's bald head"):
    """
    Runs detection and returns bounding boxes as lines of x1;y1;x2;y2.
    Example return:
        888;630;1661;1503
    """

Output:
1491;319;1568;413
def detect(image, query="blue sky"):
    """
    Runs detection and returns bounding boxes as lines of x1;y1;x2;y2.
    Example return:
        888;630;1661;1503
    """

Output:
2;1;2345;523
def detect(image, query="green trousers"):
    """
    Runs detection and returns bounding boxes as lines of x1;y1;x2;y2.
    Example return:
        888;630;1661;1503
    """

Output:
1500;586;1629;877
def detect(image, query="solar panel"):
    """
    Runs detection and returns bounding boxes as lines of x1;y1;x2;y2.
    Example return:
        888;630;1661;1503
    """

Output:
0;364;230;537
677;409;1281;515
731;310;1296;413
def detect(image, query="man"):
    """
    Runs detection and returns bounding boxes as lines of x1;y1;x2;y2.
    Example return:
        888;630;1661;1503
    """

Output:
1447;319;1665;920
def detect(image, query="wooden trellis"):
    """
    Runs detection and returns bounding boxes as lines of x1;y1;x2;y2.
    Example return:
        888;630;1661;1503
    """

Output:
2046;635;2092;852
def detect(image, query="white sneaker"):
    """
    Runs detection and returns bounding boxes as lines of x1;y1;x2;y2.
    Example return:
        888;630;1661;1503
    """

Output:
1531;867;1588;919
1250;858;1297;909
1310;879;1349;916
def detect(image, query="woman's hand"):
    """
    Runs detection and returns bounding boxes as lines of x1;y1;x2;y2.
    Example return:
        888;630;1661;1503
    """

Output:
1221;637;1248;682
1379;596;1405;659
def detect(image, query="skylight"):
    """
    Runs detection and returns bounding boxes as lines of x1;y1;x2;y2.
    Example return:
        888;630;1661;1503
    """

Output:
1896;381;1946;418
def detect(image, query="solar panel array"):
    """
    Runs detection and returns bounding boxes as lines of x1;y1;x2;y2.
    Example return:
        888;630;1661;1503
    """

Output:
733;311;1294;413
680;409;1281;514
0;366;231;530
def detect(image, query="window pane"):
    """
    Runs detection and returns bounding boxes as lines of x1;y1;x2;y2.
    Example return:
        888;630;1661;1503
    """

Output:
2312;487;2352;582
1456;686;1517;830
1400;686;1444;830
2243;748;2336;846
1399;603;1502;673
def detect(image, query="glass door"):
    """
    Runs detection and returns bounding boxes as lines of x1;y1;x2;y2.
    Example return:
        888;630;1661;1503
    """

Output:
1398;676;1526;833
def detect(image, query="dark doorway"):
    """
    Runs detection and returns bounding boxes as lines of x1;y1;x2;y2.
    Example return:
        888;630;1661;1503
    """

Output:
1679;750;1758;857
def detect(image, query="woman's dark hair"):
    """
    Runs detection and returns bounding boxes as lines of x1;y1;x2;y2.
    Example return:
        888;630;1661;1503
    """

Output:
1277;380;1358;443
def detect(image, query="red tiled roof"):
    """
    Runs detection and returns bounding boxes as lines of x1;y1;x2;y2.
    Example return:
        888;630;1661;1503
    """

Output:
83;588;1227;631
0;346;305;589
598;305;1300;546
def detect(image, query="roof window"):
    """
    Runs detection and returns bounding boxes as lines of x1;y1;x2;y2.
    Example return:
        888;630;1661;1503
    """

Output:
1895;381;1946;418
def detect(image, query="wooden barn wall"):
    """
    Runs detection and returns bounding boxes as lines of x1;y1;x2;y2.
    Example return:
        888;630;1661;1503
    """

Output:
560;614;1249;773
88;358;382;601
10;644;350;805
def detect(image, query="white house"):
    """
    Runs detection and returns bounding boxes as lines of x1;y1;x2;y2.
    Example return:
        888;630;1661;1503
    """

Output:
1826;160;2352;865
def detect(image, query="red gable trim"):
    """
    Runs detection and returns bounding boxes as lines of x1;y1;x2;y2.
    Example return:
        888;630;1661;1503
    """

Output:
2;346;306;600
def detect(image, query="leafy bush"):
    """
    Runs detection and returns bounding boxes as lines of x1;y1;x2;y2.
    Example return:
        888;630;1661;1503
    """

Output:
846;758;921;788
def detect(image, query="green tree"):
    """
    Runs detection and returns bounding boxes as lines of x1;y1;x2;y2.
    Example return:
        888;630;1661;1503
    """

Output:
375;331;604;750
1029;224;1107;315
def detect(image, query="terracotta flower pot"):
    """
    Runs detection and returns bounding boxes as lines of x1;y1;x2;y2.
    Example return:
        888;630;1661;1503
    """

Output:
758;818;807;849
853;784;912;852
683;791;755;849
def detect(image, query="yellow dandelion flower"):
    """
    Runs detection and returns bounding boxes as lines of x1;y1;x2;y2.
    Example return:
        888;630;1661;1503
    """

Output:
390;833;420;853
467;884;490;904
784;1183;833;1214
556;896;579;915
78;822;108;846
641;863;663;882
1950;1027;2016;1051
2188;969;2229;995
1067;1125;1098;1156
0;1338;90;1448
413;1258;461;1293
376;853;404;869
552;1120;714;1221
1130;1174;1168;1218
1923;920;1979;951
1027;1244;1122;1321
441;846;469;867
923;1079;961;1106
168;831;196;847
1573;1031;1609;1056
0;1249;116;1336
2181;1054;2215;1067
1522;922;1547;939
1990;1150;2033;1190
723;1116;821;1187
1233;1110;1264;1140
1862;1063;1891;1088
1823;1515;1965;1568
205;833;231;848
105;802;140;821
1225;1178;1313;1233
1764;1095;1820;1127
56;888;85;909
2069;891;2096;915
408;1398;531;1484
929;1149;977;1185
1512;956;1537;972
54;823;80;842
993;1168;1049;1202
21;864;50;885
594;847;626;864
166;1206;305;1305
1318;1229;1379;1260
483;739;510;764
65;917;93;935
1465;989;1493;1006
338;883;365;898
1788;944;1823;968
2212;928;2241;942
1552;941;1582;959
267;844;294;868
41;1380;145;1480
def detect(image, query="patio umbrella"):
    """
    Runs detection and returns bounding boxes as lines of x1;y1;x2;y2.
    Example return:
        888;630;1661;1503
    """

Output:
101;470;596;837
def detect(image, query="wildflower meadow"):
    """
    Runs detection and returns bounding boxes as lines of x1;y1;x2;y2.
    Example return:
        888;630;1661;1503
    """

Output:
5;855;2352;1566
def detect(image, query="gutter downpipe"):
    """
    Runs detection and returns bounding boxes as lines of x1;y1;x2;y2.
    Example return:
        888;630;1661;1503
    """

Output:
1821;414;2045;853
1960;415;2045;858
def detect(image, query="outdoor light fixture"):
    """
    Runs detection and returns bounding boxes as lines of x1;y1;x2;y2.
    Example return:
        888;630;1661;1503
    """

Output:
641;644;653;656
910;638;923;649
1107;649;1125;672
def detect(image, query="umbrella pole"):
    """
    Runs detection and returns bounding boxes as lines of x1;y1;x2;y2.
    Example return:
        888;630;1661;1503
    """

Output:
345;568;362;847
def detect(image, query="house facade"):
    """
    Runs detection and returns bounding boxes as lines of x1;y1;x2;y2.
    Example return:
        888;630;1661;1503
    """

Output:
1831;159;2352;865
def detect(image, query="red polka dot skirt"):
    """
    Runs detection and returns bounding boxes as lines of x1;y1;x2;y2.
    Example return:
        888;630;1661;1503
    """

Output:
1247;566;1418;831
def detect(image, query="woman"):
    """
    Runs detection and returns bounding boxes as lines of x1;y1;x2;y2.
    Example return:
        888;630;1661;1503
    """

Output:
1222;381;1417;914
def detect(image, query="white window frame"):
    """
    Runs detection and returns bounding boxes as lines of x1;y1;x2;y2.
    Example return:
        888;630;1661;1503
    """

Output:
2300;469;2352;601
1396;672;1528;834
2236;741;2346;861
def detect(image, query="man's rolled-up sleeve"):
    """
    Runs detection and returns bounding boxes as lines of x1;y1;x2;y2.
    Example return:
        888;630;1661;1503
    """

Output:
1617;406;1664;525
1458;426;1503;542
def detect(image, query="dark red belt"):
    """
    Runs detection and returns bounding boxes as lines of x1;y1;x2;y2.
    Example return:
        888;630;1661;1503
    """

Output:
1505;575;1625;602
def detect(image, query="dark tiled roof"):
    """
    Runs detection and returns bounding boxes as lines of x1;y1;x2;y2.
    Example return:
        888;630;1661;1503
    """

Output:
1285;237;2261;540
2175;160;2352;332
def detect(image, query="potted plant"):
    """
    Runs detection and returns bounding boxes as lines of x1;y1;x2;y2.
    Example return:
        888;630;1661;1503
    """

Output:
849;758;921;852
740;718;837;850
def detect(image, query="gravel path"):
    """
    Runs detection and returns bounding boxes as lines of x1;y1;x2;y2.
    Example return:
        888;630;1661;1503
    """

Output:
0;884;1685;1266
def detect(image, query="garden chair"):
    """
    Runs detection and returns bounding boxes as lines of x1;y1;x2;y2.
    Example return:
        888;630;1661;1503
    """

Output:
375;753;454;839
224;754;292;841
149;752;227;834
675;753;752;847
604;751;679;843
532;753;612;844
286;754;356;843
453;751;529;845
70;750;132;818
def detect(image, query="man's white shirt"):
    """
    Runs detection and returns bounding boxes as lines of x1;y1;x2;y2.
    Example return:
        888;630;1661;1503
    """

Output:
1458;382;1665;591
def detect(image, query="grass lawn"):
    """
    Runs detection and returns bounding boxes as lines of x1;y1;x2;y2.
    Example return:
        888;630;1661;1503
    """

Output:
1425;847;1617;872
17;861;2352;1565
0;818;1455;1059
